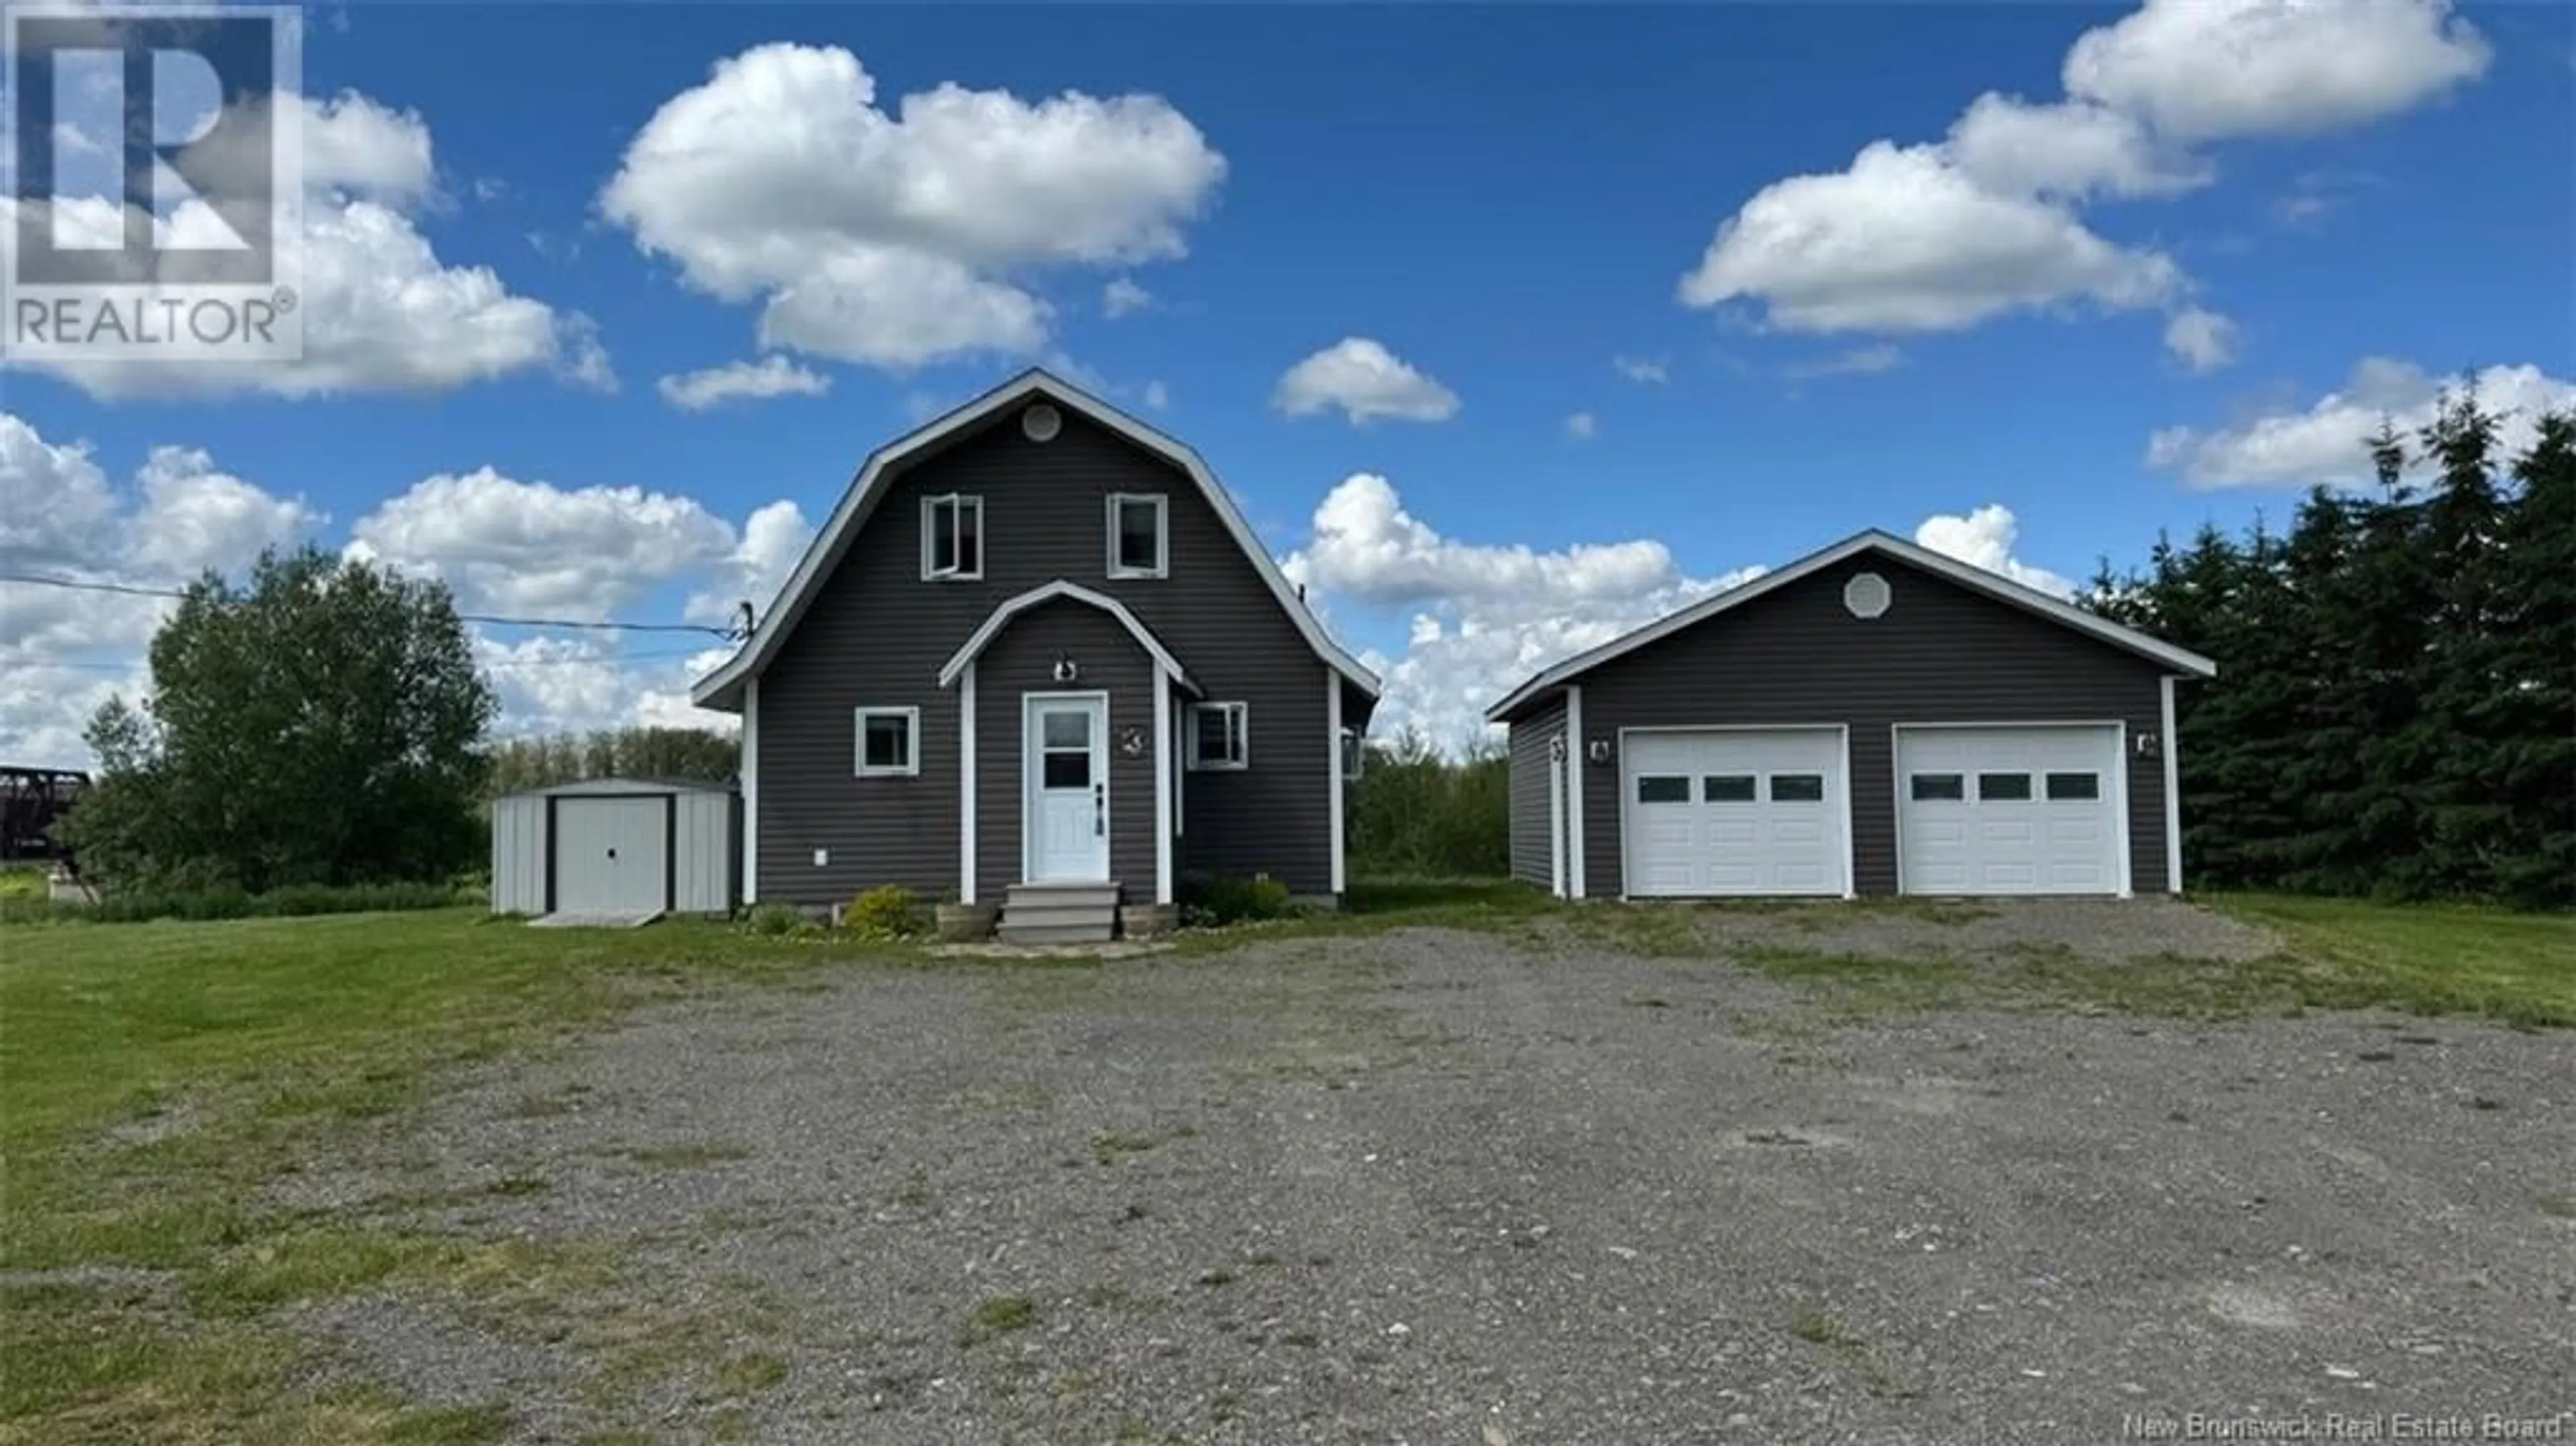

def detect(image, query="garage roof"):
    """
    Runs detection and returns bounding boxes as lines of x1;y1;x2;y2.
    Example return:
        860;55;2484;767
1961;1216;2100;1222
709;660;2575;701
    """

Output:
1484;530;2217;722
502;777;735;798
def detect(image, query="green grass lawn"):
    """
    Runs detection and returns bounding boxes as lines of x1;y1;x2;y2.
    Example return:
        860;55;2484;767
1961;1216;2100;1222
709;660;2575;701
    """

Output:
0;865;48;903
0;910;892;1445
2204;892;2575;1028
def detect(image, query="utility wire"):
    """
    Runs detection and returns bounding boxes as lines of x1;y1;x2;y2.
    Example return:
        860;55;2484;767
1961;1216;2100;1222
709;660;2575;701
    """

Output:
0;571;745;641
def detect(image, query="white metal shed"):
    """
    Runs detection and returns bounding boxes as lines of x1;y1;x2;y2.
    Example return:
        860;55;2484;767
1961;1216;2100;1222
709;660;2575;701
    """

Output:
490;778;739;917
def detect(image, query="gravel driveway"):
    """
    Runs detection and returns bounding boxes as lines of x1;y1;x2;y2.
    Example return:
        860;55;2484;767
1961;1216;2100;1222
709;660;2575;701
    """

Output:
281;902;2575;1445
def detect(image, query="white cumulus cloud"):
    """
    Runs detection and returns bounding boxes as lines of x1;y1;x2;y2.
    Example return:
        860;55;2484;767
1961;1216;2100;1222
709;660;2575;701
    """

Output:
600;43;1224;370
1913;504;2076;598
1282;474;1763;748
2163;307;2238;374
1678;0;2489;359
5;92;605;400
657;355;833;412
0;414;323;765
1273;338;1460;425
2147;359;2576;490
2063;0;2490;142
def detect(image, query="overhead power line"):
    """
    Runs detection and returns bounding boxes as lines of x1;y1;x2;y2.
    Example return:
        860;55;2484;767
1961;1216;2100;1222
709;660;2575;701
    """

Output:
0;571;745;640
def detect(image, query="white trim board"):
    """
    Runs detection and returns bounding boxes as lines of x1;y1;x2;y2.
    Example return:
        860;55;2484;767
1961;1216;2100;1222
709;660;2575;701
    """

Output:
741;678;760;904
1326;667;1346;895
959;662;978;905
1154;663;1175;905
2161;675;2183;895
1565;685;1588;899
1485;530;2217;722
693;370;1381;710
934;579;1201;693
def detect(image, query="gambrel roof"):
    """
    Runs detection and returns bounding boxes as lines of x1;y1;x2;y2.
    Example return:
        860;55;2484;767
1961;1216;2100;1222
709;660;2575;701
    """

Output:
690;370;1381;711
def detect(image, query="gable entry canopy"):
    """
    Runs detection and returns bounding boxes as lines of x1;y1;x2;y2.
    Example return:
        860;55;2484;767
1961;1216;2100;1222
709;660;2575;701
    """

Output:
1485;529;2218;722
691;369;1381;712
937;580;1203;694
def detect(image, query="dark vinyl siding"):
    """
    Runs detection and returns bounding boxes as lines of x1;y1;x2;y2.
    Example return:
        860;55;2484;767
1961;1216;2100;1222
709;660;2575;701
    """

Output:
756;410;1333;904
1558;554;2171;897
971;600;1157;894
1507;698;1567;889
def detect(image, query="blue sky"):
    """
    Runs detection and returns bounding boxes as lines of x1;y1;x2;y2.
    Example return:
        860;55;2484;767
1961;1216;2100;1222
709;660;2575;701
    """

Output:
4;0;2569;764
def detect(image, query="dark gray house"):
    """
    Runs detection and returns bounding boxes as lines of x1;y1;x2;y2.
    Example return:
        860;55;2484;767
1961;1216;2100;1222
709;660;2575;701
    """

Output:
690;371;1380;940
1486;531;2216;901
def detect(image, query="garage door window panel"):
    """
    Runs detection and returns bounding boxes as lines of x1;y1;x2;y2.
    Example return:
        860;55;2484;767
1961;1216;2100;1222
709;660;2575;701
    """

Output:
1978;772;2033;801
1769;773;1826;803
1702;774;1756;802
1636;775;1690;804
1911;773;1965;801
2045;772;2100;801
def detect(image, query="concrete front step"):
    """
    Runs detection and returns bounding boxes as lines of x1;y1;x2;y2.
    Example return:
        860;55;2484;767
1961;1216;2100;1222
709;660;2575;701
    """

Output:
996;920;1116;946
999;901;1118;930
1004;881;1122;909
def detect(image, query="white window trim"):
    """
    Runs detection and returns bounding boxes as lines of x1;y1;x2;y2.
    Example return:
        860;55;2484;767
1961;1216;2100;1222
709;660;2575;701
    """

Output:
1186;701;1249;771
1106;492;1169;579
920;494;984;581
855;705;922;777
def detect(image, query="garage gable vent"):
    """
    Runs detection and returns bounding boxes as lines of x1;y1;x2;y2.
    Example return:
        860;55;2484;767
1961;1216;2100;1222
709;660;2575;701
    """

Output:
1843;571;1891;618
1021;402;1063;443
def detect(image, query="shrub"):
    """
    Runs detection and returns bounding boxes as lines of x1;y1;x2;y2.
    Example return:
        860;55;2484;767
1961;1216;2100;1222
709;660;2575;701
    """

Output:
843;884;922;940
1181;873;1293;928
739;901;810;938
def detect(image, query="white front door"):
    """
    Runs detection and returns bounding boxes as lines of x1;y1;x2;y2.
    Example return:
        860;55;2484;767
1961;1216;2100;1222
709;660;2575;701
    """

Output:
1026;693;1110;883
1896;724;2123;895
1619;728;1848;897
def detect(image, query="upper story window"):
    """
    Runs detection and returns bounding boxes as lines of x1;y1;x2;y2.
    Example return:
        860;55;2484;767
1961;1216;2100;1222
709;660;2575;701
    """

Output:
922;494;983;581
1108;493;1168;579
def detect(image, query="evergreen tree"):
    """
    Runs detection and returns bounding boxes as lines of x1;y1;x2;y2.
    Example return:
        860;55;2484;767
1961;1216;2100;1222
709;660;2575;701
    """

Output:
2489;412;2576;905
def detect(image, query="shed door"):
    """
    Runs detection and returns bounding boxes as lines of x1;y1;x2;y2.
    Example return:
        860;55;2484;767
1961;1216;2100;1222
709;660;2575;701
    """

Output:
1896;725;2122;895
1621;728;1846;897
553;797;669;913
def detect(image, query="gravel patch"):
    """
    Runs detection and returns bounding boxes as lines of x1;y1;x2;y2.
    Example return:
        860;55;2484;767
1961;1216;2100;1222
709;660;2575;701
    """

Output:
278;911;2570;1445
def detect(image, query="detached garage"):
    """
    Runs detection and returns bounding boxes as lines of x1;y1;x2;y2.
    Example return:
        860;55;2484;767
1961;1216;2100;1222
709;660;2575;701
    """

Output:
1491;531;2216;900
491;778;739;919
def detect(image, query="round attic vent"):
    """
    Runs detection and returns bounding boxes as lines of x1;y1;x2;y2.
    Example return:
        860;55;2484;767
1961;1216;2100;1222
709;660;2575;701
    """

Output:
1843;571;1892;619
1021;402;1063;443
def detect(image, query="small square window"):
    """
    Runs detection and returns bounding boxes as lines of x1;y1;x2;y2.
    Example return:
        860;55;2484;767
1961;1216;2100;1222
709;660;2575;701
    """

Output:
1910;773;1966;801
1188;702;1248;770
1978;772;2033;801
921;494;983;579
2045;771;2100;801
1108;493;1167;579
1769;773;1826;803
855;707;919;777
1702;774;1757;802
1636;775;1690;803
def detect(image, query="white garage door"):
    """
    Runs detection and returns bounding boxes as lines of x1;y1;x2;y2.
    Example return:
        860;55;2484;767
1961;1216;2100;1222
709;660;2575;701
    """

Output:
553;796;669;913
1621;728;1847;897
1896;726;2123;896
